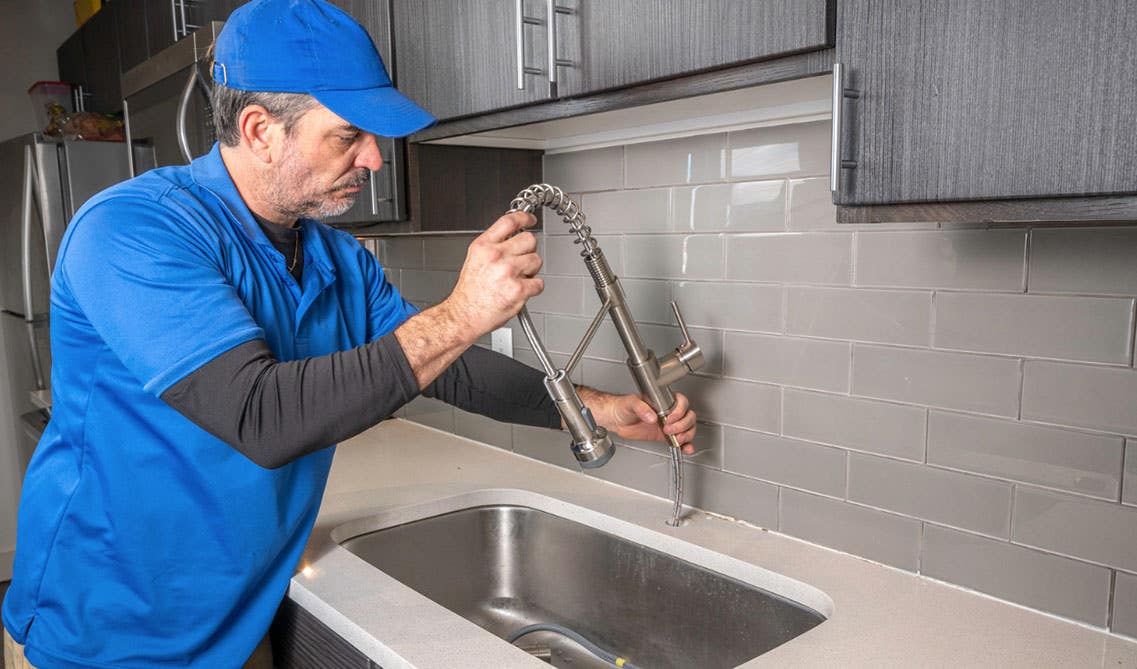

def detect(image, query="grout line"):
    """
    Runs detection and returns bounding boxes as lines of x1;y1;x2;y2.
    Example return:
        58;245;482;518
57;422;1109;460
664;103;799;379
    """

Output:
1129;299;1136;368
923;408;930;464
928;290;938;348
847;341;855;396
1008;483;1018;540
1022;227;1032;294
1120;441;1129;505
1016;358;1026;421
1108;569;1117;632
917;522;926;574
844;448;851;500
775;485;784;531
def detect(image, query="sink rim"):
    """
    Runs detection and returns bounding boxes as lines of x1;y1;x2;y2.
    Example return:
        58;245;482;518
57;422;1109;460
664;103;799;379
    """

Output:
330;487;834;620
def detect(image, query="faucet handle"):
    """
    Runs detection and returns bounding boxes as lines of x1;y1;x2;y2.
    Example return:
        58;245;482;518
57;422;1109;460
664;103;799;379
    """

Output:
670;301;693;345
666;301;705;376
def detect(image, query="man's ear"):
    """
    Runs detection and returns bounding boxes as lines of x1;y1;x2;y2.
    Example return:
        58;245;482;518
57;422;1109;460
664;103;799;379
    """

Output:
236;105;284;163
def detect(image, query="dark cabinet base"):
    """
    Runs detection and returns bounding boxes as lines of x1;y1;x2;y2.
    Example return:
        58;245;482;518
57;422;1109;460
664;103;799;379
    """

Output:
838;195;1137;225
270;597;379;669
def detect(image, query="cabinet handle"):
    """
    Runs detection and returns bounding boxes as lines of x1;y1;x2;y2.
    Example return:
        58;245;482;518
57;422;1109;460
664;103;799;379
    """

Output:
123;98;136;177
827;62;859;194
546;0;556;83
830;62;860;194
516;0;525;89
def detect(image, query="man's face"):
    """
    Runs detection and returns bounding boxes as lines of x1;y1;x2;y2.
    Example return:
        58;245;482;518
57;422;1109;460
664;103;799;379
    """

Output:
265;104;384;221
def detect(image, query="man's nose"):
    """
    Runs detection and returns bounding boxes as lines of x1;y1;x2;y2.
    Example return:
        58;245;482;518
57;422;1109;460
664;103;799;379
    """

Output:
356;133;383;172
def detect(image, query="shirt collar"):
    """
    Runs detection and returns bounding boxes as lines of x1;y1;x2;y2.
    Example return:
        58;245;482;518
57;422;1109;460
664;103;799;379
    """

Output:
190;143;267;244
190;143;337;277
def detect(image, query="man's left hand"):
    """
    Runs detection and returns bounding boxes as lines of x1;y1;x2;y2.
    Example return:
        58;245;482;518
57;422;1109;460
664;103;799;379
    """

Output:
580;388;697;454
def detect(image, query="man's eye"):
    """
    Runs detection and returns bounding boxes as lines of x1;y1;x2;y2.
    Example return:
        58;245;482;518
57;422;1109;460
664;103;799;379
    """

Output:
339;135;357;143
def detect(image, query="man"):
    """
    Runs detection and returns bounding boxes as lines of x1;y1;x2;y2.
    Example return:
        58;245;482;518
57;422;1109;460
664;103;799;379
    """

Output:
1;1;696;667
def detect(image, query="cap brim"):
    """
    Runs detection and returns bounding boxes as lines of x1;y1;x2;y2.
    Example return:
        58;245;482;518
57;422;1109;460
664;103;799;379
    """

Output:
314;86;436;138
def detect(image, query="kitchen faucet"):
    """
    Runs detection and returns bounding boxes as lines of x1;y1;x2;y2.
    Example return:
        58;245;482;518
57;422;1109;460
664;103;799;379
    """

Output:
508;184;705;505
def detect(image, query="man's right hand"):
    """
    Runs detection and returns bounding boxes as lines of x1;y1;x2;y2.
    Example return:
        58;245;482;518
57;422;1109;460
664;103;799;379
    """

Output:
445;211;543;336
393;211;543;389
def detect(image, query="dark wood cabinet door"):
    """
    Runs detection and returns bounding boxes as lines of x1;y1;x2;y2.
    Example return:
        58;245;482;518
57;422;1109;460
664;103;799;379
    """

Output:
556;0;834;98
835;0;1137;206
392;0;553;121
116;0;152;73
81;4;124;114
145;0;179;55
56;30;86;94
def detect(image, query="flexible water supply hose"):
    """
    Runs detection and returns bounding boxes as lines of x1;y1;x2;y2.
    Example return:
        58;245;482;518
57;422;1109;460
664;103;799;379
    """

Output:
507;623;643;669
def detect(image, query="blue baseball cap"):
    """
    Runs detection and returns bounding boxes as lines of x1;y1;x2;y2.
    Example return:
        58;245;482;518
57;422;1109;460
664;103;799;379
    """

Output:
212;0;435;137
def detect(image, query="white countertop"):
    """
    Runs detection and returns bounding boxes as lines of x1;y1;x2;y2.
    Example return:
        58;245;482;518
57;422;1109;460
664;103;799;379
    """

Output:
293;419;1137;668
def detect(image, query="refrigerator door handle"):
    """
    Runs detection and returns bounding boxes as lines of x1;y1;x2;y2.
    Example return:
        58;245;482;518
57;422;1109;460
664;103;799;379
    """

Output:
21;145;47;392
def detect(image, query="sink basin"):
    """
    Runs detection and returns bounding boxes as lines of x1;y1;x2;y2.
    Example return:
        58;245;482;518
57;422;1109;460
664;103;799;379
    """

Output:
339;502;827;668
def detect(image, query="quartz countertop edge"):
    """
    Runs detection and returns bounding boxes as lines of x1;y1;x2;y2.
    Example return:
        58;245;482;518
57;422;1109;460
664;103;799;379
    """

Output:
293;419;1137;668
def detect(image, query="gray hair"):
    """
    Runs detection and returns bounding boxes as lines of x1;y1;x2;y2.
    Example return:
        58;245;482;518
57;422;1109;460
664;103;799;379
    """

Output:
210;82;320;147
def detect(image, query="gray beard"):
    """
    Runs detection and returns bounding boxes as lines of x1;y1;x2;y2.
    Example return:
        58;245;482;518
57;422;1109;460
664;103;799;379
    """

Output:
265;150;370;220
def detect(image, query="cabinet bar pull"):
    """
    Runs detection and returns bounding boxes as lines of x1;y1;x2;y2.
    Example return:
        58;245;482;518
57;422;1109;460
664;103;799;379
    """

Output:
546;0;556;83
515;0;526;89
830;62;861;195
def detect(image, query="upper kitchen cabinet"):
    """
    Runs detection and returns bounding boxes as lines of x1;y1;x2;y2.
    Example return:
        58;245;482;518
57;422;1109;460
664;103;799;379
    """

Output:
555;0;834;98
57;3;123;114
118;0;242;71
392;0;554;121
834;0;1137;222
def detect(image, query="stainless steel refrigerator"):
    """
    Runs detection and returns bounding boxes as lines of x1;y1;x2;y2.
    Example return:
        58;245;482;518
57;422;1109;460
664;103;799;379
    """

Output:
0;133;153;575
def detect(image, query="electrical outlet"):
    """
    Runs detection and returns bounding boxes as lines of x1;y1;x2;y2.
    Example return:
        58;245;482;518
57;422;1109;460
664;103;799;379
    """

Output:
491;327;513;358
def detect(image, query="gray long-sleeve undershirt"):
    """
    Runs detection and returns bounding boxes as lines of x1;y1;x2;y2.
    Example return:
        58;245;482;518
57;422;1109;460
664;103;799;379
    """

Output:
161;336;561;469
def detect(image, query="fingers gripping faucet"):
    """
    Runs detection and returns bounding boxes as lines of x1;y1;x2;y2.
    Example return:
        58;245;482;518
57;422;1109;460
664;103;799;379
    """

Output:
507;184;705;469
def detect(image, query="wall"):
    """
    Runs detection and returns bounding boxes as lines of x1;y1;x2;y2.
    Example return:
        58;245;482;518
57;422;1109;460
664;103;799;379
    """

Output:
370;81;1137;640
0;0;76;142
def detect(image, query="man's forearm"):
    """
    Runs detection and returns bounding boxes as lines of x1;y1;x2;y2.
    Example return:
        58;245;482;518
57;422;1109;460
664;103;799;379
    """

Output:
393;300;479;389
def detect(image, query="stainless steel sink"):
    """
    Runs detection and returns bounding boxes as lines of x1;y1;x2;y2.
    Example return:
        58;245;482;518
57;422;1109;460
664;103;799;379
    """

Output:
340;504;826;668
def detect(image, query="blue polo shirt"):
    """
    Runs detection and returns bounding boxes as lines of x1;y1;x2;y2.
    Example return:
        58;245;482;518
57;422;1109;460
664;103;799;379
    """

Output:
1;144;416;668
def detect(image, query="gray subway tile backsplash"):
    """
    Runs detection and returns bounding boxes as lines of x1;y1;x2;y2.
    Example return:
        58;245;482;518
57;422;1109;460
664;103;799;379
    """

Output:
671;181;786;232
782;389;926;462
1114;571;1137;639
625;133;727;187
585;442;672;499
853;344;1021;417
779;488;922;571
1022;361;1137;436
729;120;831;180
786;286;932;346
453;409;512;451
381;116;1137;638
1125;440;1136;506
725;332;850;392
1029;227;1137;296
1012;486;1137;572
672;374;781;434
722;427;847;498
848;453;1013;537
683;467;779;530
933;292;1133;364
623;234;724;281
512;424;583;471
726;232;853;285
855;230;1026;291
543;146;623;193
672;281;782;333
927;410;1123;500
524;275;585;316
580;188;671;234
921;524;1112;626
